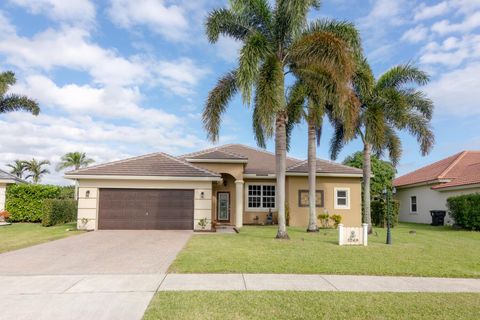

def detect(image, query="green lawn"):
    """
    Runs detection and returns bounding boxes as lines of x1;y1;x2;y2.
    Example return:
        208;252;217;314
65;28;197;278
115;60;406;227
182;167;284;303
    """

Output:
0;222;83;253
170;223;480;278
143;292;480;320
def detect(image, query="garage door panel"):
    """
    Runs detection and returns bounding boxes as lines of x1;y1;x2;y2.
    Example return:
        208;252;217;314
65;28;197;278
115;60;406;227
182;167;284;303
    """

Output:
98;189;193;230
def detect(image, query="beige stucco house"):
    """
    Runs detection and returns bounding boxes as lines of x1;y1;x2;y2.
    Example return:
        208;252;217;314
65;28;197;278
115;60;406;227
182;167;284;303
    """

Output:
0;169;24;211
394;151;480;225
65;144;363;231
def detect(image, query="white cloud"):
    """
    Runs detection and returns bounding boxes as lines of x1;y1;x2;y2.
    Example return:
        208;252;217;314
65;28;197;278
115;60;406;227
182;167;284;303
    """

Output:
107;0;188;41
215;36;241;63
414;1;450;21
425;62;480;116
359;0;406;29
0;14;209;96
402;25;429;43
420;34;480;67
8;0;95;24
432;11;480;34
10;75;182;127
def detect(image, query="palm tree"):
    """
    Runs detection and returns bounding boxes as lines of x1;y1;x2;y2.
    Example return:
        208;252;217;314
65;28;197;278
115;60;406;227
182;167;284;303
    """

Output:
203;0;357;238
330;61;435;233
56;152;95;171
23;158;50;184
0;71;40;116
7;160;26;179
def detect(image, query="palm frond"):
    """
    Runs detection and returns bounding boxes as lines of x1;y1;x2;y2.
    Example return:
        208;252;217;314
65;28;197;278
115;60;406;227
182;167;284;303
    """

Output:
401;88;434;120
203;70;238;142
0;94;40;115
230;0;273;35
376;63;430;91
402;112;435;156
237;32;271;105
0;71;16;96
274;0;320;45
205;8;252;43
383;125;402;166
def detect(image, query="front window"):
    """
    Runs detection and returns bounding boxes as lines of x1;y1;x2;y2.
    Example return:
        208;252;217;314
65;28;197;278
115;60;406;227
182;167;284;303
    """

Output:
410;196;417;213
334;188;350;209
247;184;276;209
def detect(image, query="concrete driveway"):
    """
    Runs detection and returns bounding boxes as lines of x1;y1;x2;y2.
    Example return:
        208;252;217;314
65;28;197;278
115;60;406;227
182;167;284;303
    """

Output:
0;230;191;320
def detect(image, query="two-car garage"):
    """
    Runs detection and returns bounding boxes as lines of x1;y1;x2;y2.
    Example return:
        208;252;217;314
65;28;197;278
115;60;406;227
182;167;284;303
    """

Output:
97;189;194;230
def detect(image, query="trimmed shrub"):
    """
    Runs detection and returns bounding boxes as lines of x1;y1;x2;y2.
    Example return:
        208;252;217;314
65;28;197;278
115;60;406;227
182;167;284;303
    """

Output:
446;193;480;230
330;214;342;228
58;186;75;200
371;199;399;227
42;199;77;227
6;184;62;222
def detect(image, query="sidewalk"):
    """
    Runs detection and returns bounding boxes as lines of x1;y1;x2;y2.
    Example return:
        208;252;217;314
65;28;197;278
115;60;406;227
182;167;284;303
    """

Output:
159;274;480;292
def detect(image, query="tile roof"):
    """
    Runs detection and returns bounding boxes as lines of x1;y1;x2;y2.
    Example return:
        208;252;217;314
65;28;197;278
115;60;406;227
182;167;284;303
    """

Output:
394;151;480;188
182;144;361;176
183;149;247;160
66;152;220;178
287;159;363;175
0;169;24;183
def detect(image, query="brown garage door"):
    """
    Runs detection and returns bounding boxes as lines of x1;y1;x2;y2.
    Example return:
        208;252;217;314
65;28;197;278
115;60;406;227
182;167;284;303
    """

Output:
98;189;194;230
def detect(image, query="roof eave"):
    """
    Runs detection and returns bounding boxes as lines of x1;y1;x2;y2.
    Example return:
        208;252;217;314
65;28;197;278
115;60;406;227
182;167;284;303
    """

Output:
433;183;480;191
286;172;363;178
64;174;222;181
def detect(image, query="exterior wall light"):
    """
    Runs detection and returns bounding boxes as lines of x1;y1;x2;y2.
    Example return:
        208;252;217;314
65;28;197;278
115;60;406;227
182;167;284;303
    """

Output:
85;190;90;198
200;191;205;199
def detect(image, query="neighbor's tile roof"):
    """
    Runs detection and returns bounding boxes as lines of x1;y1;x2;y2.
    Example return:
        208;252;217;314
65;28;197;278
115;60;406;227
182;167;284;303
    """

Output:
182;144;361;176
66;152;220;178
394;151;480;188
0;169;24;183
287;159;363;175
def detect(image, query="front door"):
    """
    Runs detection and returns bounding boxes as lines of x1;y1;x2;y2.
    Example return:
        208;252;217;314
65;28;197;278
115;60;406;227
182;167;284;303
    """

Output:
217;192;230;222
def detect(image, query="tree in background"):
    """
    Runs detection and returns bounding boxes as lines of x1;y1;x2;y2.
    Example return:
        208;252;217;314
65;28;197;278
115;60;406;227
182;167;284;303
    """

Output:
203;0;357;238
23;159;50;184
0;71;39;116
331;61;434;233
56;152;95;200
7;160;27;179
343;151;396;200
56;152;95;171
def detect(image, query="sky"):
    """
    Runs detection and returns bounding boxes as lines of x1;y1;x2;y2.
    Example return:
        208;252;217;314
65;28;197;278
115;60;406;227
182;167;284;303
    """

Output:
0;0;479;185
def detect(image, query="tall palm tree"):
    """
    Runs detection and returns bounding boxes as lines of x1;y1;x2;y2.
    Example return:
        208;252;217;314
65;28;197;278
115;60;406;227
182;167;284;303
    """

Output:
0;71;40;116
7;160;26;179
203;0;357;238
23;158;50;184
330;61;435;233
56;152;95;171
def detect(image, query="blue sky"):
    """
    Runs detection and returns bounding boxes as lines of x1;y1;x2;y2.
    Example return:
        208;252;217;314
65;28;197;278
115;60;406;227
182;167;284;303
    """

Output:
0;0;479;184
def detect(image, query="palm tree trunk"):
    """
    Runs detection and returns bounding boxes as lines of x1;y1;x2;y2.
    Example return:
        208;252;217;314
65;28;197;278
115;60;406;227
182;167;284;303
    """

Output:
307;121;318;232
275;111;289;239
363;142;373;234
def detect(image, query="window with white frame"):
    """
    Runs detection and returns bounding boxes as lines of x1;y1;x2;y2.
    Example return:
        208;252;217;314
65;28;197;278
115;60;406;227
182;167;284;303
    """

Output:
247;184;276;209
334;188;350;209
410;196;417;213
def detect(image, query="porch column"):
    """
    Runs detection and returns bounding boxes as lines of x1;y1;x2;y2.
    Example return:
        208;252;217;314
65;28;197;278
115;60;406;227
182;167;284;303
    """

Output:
235;180;244;228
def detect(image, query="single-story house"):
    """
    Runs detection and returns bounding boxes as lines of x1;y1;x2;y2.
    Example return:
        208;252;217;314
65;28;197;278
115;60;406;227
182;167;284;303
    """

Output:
394;151;480;225
65;144;363;231
0;169;24;211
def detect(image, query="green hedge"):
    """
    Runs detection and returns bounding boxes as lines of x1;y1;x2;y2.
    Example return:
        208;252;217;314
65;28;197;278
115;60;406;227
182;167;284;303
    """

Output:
42;199;77;227
6;184;75;222
371;199;399;227
446;194;480;230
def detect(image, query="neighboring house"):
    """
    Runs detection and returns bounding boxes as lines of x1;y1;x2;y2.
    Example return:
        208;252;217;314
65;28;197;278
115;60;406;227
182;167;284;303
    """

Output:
394;151;480;225
0;169;24;211
65;144;363;231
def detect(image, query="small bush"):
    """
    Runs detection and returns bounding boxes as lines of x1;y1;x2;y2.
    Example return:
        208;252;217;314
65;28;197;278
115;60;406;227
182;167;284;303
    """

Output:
6;184;62;222
317;213;330;228
371;199;399;227
42;199;77;227
447;193;480;230
330;214;342;228
58;186;75;199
